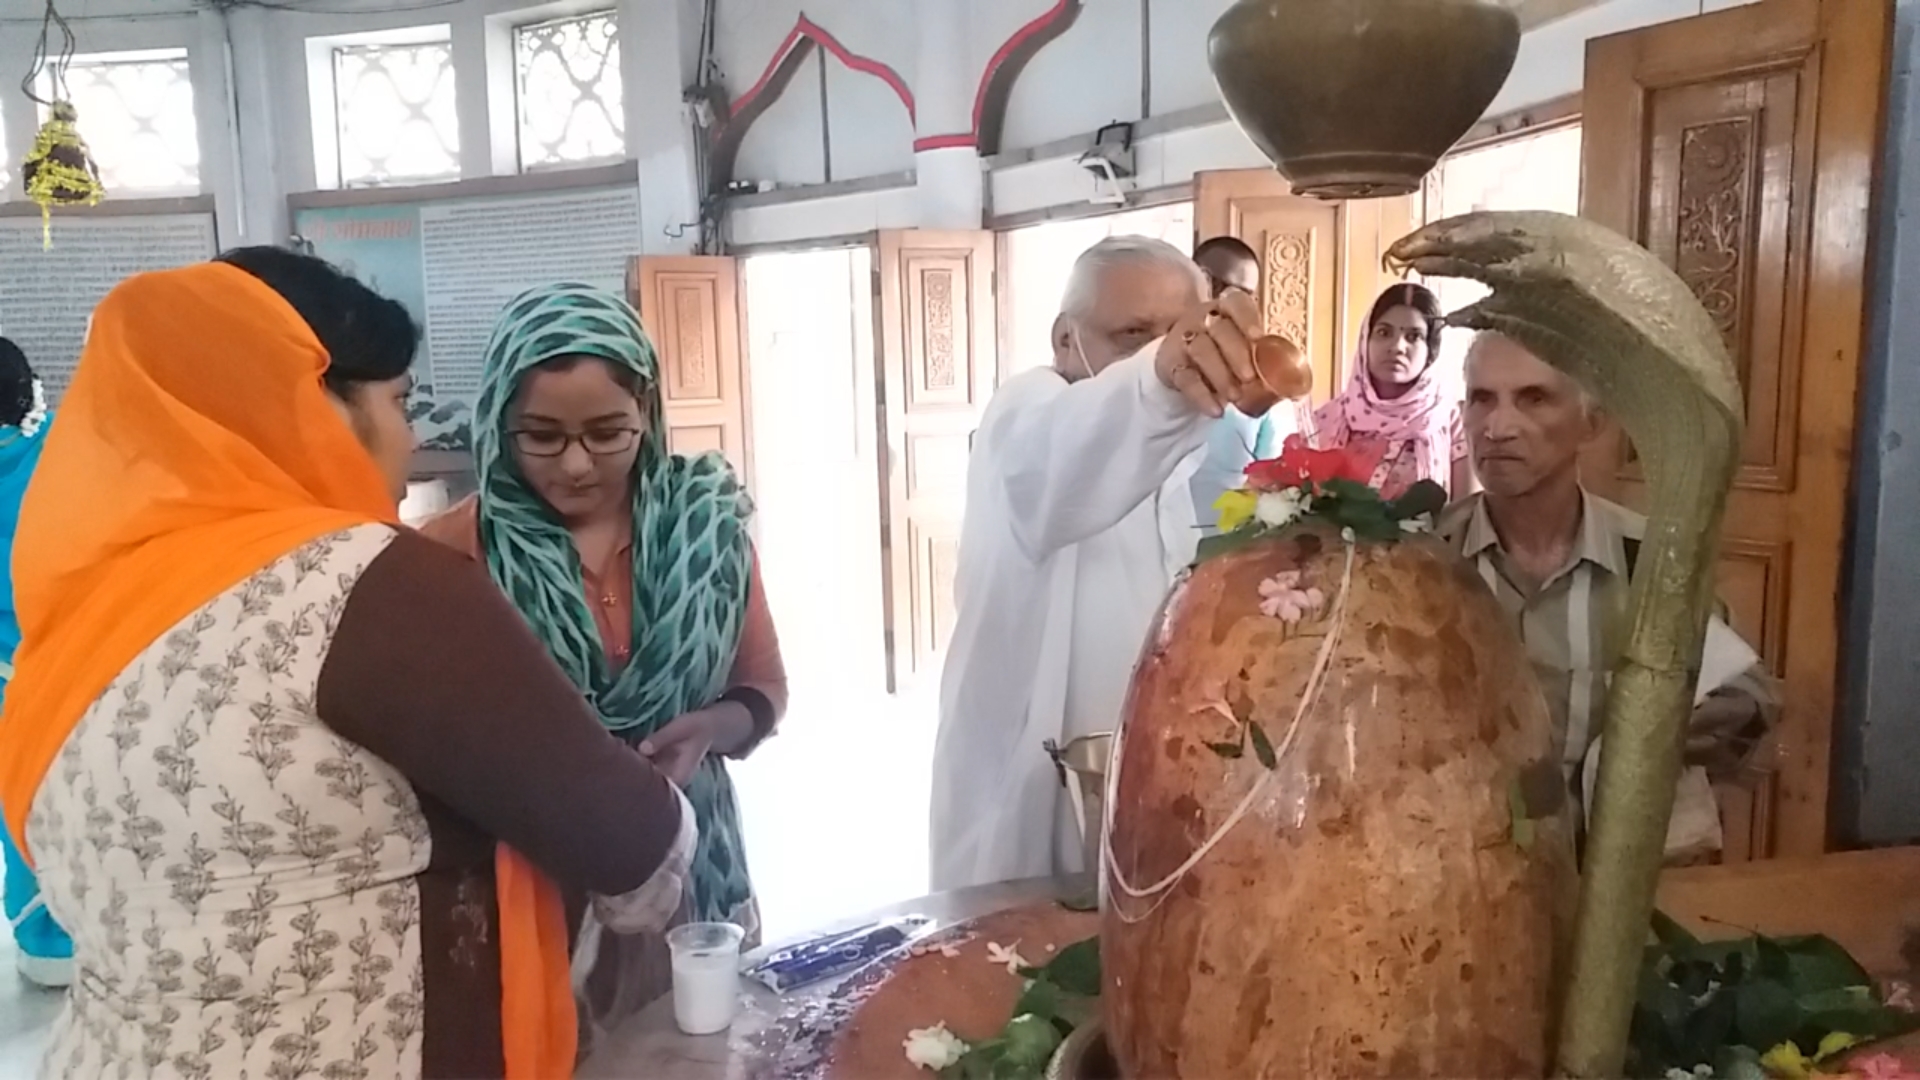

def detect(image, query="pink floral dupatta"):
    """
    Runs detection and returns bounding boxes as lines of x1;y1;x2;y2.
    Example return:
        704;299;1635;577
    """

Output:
1308;343;1463;496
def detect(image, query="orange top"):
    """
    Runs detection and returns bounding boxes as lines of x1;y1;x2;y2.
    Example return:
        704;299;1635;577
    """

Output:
0;263;572;1080
422;494;789;725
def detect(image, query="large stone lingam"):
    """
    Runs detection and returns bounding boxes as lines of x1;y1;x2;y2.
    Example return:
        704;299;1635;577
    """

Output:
1101;511;1578;1077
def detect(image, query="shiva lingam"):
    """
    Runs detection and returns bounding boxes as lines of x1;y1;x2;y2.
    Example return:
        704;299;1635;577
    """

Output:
1046;208;1748;1077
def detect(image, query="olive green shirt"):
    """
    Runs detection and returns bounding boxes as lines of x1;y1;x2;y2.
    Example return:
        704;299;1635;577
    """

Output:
1436;490;1781;772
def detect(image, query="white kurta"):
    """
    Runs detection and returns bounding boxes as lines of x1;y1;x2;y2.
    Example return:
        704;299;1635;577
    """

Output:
929;345;1209;891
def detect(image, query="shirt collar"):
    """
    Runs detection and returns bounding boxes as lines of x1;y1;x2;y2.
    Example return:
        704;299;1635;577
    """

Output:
1463;490;1630;580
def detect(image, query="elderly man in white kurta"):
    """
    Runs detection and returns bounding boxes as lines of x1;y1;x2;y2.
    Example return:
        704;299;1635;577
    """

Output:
930;236;1266;890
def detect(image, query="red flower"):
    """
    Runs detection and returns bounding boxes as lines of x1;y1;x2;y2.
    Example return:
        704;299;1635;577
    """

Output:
1244;435;1384;493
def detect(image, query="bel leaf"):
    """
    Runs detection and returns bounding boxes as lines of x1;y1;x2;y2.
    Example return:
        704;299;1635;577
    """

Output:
1778;934;1874;994
1033;936;1102;998
1732;977;1800;1051
1249;721;1278;769
1648;909;1702;953
1011;977;1063;1023
1388;479;1449;520
1194;527;1269;566
1000;1015;1064;1072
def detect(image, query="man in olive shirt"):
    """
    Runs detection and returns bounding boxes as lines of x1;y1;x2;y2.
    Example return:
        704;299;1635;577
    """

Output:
1436;333;1779;835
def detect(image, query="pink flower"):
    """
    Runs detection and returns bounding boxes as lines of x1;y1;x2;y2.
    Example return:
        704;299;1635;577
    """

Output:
1259;571;1325;623
1854;1053;1920;1080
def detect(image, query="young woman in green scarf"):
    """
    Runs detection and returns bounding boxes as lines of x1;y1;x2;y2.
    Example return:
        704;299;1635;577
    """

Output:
422;282;786;1037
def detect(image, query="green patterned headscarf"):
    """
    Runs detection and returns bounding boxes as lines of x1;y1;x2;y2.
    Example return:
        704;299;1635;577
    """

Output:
472;282;755;923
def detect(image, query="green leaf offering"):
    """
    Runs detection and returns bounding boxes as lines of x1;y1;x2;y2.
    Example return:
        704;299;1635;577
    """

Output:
1624;913;1918;1079
1249;721;1278;768
944;937;1102;1080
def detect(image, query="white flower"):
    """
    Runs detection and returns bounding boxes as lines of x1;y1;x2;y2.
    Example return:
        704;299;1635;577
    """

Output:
1398;513;1434;534
985;940;1030;974
903;1022;968;1071
1340;526;1357;544
1254;489;1308;528
19;378;46;439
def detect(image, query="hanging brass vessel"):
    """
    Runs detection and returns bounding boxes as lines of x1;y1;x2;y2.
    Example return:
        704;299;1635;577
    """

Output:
1208;0;1522;199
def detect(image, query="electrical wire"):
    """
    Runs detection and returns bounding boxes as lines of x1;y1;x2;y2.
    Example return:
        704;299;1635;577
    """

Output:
20;0;78;105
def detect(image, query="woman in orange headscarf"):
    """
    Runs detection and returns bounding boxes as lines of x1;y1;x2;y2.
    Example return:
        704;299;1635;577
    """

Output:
0;248;692;1080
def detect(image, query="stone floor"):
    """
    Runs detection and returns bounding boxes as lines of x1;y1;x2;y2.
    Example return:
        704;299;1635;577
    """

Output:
0;926;63;1079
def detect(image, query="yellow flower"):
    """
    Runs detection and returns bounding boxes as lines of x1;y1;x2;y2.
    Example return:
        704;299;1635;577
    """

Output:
1815;1032;1859;1062
1764;1042;1813;1078
1215;489;1257;533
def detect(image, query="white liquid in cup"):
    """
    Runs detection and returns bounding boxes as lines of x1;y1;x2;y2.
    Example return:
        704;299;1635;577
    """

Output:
666;922;745;1036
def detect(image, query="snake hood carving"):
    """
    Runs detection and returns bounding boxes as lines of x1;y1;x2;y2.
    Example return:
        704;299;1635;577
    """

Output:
1386;210;1745;1078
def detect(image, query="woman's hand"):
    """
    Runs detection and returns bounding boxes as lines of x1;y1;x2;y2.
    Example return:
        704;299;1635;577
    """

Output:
638;702;754;786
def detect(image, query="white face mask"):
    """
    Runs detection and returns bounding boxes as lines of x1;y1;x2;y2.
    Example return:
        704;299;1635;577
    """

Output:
1070;325;1096;380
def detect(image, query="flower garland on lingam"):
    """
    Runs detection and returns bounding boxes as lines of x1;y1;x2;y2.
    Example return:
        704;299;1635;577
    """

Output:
1201;435;1447;565
895;438;1919;1080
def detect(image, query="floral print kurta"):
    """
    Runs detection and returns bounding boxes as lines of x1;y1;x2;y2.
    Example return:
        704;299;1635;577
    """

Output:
26;525;692;1080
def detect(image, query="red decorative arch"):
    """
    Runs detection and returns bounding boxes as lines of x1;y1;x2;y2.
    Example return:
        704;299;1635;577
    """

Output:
914;0;1082;154
709;1;1082;191
728;15;916;124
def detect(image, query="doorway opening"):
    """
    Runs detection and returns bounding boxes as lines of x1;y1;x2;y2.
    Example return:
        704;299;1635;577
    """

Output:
731;245;938;942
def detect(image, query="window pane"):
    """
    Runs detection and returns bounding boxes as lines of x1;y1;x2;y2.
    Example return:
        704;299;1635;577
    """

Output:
333;40;460;187
41;51;199;194
1423;124;1583;374
514;11;624;170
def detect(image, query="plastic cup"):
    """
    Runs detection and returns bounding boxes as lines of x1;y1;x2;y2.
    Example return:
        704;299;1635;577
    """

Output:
666;921;746;1036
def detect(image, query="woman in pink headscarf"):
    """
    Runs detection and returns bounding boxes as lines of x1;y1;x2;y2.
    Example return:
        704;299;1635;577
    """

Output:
1308;281;1472;498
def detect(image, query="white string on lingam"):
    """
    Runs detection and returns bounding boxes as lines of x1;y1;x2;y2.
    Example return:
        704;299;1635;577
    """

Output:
1104;539;1357;926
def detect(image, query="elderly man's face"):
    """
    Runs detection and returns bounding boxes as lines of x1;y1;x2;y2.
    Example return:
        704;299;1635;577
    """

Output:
1052;260;1204;379
1463;334;1601;498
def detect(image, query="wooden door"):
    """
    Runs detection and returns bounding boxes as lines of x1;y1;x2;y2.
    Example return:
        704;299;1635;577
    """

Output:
873;230;998;691
630;256;753;478
1194;170;1417;404
1579;0;1889;858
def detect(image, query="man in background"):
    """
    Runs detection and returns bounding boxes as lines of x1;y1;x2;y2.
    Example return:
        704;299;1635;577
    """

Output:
931;236;1261;889
1436;331;1778;858
1189;236;1301;532
0;337;69;988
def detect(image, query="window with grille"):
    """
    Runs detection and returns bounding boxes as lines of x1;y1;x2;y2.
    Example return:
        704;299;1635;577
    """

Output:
514;11;624;171
40;49;199;195
332;39;460;187
1421;123;1584;377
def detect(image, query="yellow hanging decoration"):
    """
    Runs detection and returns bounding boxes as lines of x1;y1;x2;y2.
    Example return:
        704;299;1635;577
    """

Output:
21;100;104;250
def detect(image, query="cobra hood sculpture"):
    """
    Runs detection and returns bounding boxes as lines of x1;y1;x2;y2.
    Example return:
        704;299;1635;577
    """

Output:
1386;210;1746;1077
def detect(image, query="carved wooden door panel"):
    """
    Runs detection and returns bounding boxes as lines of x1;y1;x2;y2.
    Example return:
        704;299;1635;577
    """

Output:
1579;0;1889;857
1194;170;1416;404
631;256;753;480
874;231;998;691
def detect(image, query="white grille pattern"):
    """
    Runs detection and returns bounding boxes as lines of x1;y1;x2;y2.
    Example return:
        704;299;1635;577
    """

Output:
45;51;200;194
332;40;461;187
515;11;624;170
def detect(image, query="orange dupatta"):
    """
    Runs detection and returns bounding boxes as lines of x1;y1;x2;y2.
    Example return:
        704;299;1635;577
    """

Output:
0;262;576;1080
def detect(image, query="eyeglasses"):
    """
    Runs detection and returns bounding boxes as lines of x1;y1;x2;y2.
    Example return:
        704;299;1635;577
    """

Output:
508;428;642;458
